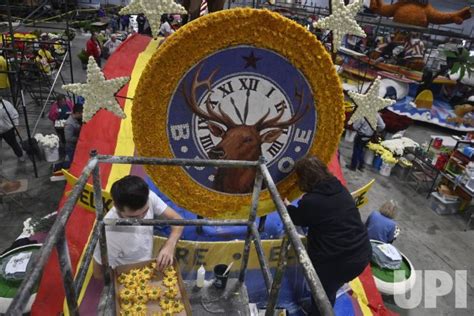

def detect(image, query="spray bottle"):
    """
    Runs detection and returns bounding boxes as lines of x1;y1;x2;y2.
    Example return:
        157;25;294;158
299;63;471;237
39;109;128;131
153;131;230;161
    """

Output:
196;264;205;288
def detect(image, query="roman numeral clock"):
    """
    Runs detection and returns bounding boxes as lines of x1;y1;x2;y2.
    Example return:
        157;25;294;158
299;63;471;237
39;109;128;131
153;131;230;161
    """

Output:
132;8;345;219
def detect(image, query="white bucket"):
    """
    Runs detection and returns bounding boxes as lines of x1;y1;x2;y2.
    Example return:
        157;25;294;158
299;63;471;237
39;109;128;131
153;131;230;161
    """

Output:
364;150;375;165
44;146;59;162
380;161;394;176
344;130;356;143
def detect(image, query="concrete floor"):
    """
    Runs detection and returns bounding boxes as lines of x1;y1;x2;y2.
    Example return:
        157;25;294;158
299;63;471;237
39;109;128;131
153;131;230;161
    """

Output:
339;126;474;315
0;28;473;315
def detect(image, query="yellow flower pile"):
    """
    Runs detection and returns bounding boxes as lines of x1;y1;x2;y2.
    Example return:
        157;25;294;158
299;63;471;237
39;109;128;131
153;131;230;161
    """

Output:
132;8;345;219
118;263;183;315
159;266;183;314
366;142;398;164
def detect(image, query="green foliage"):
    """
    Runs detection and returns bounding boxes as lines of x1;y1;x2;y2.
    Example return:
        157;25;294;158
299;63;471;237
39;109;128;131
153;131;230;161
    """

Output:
77;49;89;64
444;48;474;81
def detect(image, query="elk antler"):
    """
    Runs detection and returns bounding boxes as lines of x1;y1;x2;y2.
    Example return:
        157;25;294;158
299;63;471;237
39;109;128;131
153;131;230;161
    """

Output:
255;87;311;131
183;64;237;128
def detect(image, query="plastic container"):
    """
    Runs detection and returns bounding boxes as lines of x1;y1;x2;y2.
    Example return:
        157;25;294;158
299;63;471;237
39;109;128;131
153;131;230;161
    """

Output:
196;265;205;288
373;155;383;170
364;150;375;165
213;264;229;289
380;161;394;176
43;146;59;162
429;192;459;215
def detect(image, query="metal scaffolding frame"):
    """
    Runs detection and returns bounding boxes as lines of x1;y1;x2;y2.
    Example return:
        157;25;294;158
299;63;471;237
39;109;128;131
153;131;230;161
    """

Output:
5;151;334;316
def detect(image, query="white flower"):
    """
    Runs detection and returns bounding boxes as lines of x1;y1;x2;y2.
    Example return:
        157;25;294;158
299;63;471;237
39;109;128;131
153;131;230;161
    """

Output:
313;0;366;52
381;137;419;156
22;217;35;236
36;133;60;149
62;57;129;123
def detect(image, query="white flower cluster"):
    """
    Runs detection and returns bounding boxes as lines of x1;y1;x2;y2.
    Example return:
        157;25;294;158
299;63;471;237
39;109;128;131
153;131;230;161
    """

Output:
21;217;35;237
48;33;60;39
62;57;129;123
54;119;67;128
35;133;60;149
348;77;396;129
381;137;419;156
120;0;187;38
313;0;366;52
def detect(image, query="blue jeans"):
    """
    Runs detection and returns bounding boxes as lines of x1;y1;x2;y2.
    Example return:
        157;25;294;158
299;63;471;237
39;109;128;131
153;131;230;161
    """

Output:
350;134;368;169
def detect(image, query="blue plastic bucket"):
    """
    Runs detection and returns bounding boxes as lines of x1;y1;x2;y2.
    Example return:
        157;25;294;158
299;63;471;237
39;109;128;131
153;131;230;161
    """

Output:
373;155;383;170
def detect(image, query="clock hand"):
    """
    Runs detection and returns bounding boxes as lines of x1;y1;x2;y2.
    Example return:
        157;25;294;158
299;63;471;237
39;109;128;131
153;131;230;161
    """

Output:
243;89;250;124
230;97;245;124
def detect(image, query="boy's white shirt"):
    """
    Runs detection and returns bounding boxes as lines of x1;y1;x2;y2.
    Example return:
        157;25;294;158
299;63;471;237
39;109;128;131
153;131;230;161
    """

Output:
93;191;168;268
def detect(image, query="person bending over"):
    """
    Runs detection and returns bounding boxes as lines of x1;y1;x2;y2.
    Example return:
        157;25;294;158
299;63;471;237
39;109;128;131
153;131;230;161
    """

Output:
284;156;371;315
366;200;400;244
93;175;184;278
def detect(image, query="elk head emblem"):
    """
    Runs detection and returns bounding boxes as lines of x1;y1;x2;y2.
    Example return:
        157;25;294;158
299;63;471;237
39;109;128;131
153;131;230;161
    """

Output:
183;64;310;194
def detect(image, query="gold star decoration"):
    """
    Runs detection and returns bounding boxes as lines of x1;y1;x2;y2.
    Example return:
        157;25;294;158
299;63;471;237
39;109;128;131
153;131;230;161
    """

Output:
62;57;129;123
348;77;395;129
313;0;366;52
120;0;187;39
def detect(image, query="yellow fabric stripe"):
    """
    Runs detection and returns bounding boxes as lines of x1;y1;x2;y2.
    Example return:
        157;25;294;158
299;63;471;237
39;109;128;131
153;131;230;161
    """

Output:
63;38;159;314
105;39;160;191
350;277;373;316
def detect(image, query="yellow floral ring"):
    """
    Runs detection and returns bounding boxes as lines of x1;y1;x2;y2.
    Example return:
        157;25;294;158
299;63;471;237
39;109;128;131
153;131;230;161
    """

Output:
163;276;178;288
133;8;344;219
117;274;129;284
147;287;162;300
135;292;149;304
131;304;147;315
164;287;179;299
171;300;185;313
120;299;133;310
161;310;174;316
163;267;176;276
159;298;174;310
141;267;153;279
119;309;133;316
119;288;135;301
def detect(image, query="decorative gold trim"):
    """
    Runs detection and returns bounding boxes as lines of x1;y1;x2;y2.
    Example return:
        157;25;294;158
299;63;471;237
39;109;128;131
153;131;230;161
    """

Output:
133;8;344;219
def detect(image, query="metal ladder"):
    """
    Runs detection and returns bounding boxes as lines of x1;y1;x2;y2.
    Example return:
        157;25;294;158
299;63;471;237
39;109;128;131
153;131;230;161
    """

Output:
6;151;333;316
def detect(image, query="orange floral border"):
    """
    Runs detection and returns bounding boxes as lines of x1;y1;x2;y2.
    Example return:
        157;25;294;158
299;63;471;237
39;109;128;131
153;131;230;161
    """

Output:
132;8;345;219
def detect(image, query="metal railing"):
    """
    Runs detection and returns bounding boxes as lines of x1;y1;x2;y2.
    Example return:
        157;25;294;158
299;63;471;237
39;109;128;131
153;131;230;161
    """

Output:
6;151;333;316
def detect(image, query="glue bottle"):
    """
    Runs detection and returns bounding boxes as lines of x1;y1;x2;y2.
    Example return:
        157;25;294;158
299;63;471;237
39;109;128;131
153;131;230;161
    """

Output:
196;265;205;288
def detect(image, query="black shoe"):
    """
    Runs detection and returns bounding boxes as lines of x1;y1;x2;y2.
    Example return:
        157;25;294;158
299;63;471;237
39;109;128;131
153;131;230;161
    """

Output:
346;164;356;171
358;166;365;171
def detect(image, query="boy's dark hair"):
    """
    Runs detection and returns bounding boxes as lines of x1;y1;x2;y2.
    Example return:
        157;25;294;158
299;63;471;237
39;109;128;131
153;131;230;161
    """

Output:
110;175;149;211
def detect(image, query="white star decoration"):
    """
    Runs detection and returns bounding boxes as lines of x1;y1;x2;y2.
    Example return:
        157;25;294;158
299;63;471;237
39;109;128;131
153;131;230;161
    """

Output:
348;77;395;129
120;0;187;39
62;57;129;123
313;0;366;52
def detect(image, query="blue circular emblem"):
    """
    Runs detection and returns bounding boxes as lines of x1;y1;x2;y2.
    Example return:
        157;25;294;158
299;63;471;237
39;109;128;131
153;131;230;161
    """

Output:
167;46;317;194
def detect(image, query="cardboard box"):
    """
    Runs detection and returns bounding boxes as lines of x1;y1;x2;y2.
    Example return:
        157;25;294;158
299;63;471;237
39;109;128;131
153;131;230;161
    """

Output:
114;260;191;315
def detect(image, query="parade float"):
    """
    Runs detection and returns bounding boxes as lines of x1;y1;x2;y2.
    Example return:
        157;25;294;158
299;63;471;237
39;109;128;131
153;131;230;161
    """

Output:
8;1;440;314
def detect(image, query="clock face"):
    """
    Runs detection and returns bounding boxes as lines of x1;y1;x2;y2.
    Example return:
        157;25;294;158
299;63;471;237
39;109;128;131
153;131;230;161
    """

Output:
167;46;317;194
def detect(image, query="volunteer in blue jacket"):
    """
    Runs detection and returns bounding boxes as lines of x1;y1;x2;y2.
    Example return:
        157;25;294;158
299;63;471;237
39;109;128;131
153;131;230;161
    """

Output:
284;156;371;315
366;200;400;244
